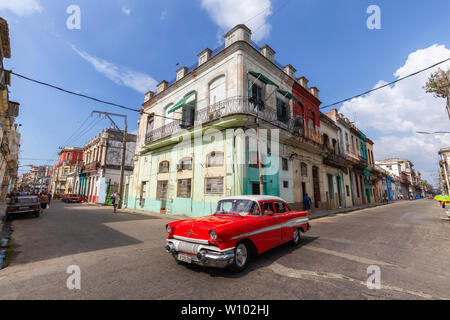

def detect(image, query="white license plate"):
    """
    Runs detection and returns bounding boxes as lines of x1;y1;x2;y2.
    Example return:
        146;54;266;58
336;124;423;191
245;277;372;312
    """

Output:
177;253;192;263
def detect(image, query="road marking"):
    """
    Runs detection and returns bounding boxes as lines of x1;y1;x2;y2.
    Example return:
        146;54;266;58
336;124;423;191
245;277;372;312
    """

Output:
304;246;396;267
267;262;447;300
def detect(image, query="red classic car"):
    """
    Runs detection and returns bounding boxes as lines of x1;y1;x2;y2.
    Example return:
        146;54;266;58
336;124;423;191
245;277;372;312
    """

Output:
62;194;86;203
165;195;310;272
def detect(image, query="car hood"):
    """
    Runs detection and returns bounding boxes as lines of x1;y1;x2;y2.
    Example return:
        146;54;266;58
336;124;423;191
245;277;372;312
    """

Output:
173;214;243;240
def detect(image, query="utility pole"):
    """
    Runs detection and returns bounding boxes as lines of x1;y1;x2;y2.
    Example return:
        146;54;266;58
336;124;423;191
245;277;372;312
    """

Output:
256;116;264;195
91;111;128;209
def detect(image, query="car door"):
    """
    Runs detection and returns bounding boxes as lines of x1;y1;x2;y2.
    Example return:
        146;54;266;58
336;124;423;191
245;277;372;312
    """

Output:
273;201;293;243
255;201;283;252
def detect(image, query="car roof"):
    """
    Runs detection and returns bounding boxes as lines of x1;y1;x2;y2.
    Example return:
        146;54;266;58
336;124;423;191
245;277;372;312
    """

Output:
220;195;286;202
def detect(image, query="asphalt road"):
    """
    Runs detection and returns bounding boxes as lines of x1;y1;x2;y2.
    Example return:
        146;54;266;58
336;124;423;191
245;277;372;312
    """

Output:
0;199;449;300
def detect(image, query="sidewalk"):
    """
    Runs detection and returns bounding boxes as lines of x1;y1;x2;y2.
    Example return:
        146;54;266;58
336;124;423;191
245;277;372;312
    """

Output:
119;201;397;221
308;201;394;220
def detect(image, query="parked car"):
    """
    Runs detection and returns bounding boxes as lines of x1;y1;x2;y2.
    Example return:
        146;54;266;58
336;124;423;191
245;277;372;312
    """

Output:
62;194;86;203
165;195;310;272
5;195;41;221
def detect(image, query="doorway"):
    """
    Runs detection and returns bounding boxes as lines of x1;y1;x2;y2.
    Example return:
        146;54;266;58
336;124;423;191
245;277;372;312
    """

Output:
312;166;321;209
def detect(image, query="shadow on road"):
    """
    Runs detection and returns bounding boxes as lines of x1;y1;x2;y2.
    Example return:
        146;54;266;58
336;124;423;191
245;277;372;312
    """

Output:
7;201;160;266
179;235;320;278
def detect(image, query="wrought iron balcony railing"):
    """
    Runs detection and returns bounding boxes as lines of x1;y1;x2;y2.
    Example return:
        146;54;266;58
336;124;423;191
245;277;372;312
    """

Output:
145;96;303;144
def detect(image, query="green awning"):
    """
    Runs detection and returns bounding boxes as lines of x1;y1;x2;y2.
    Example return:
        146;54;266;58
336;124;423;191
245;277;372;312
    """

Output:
168;92;196;114
249;71;279;88
277;89;303;104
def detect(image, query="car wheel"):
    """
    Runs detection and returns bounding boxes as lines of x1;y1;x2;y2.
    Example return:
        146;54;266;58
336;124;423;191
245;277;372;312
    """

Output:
290;228;301;246
229;241;250;273
5;213;12;222
35;211;40;218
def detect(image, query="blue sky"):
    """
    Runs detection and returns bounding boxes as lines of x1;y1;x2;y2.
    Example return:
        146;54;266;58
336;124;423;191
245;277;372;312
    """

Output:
1;0;450;184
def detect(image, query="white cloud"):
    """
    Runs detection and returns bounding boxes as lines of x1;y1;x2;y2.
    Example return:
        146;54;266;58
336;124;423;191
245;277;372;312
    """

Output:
0;0;43;16
70;45;158;94
339;44;450;184
122;6;131;16
200;0;272;42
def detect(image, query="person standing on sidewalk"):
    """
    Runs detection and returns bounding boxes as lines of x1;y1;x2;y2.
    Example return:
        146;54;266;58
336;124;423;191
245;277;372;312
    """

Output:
111;192;120;213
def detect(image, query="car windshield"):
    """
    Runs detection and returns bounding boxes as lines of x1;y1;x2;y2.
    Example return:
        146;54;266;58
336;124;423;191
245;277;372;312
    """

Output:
215;199;260;216
6;196;39;204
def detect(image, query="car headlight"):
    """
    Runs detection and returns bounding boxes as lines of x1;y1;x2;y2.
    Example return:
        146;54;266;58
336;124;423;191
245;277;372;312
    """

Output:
209;230;217;240
166;225;172;234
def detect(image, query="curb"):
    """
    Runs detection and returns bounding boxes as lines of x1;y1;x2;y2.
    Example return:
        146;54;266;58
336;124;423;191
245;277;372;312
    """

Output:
308;202;392;220
0;220;13;270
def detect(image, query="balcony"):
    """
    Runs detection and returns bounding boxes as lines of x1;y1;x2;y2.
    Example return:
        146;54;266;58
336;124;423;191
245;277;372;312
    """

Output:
145;96;303;144
323;151;347;170
85;161;100;171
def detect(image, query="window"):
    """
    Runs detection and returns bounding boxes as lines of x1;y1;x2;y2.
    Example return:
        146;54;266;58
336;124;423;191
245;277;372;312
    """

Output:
146;117;154;136
181;93;196;128
346;185;350;197
216;199;260;216
283;181;289;188
323;134;330;148
156;180;168;200
206;151;224;167
276;98;289;123
260;202;274;216
179;158;192;171
282;158;288;171
159;161;170;173
209;76;226;105
274;201;288;214
177;179;191;198
345;133;349;152
301;162;308;177
205;177;224;194
249;80;264;110
164;104;174;126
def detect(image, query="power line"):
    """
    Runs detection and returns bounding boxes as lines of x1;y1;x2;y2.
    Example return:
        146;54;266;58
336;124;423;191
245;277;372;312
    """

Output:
1;67;179;121
320;57;450;110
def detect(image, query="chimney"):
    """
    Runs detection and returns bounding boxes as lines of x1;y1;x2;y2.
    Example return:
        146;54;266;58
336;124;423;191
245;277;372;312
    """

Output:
309;86;319;98
260;44;276;63
224;24;252;48
157;80;168;94
297;76;309;89
197;48;212;66
176;66;188;81
283;64;296;79
144;90;155;103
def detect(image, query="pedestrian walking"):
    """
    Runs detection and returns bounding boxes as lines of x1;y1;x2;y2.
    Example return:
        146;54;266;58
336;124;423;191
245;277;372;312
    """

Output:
47;192;52;208
39;192;49;215
303;193;312;213
111;192;120;213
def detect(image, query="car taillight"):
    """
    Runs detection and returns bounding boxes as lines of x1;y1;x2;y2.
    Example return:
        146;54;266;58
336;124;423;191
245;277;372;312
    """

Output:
7;207;18;211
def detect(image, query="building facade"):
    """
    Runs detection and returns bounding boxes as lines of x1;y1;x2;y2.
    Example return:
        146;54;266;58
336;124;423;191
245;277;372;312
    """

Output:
77;129;136;204
125;24;382;217
50;147;83;195
0;18;20;200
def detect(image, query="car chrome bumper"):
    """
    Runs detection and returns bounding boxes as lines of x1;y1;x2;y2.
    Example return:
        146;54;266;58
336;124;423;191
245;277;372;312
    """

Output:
165;239;235;268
